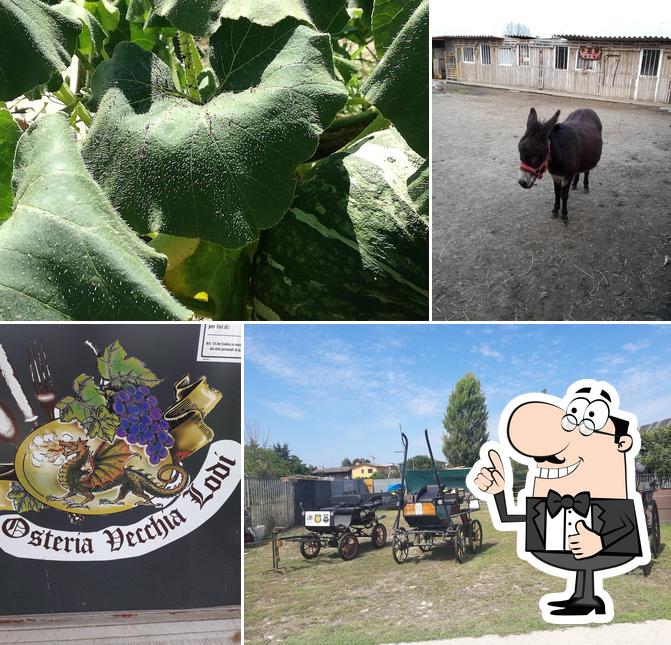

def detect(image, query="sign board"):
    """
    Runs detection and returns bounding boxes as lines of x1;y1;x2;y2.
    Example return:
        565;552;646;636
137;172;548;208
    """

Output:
0;324;240;615
579;46;602;60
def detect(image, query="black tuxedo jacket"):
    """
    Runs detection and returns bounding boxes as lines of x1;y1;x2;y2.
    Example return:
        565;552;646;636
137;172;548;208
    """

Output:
494;493;642;556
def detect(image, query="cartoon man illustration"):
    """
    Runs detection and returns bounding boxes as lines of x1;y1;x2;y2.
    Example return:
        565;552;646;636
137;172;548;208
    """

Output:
467;379;650;624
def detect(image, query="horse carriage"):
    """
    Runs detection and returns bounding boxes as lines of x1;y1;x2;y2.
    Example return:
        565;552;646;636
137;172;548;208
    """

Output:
391;430;482;564
280;493;387;561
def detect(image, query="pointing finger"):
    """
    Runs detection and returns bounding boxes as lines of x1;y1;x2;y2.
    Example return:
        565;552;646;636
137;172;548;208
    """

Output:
488;449;505;474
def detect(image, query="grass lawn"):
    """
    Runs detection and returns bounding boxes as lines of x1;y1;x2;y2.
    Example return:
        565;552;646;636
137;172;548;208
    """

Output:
244;505;671;644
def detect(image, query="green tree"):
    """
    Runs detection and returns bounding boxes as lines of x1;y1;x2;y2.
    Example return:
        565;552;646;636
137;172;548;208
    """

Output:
245;442;311;478
407;454;446;470
442;372;489;466
640;426;671;478
341;457;352;467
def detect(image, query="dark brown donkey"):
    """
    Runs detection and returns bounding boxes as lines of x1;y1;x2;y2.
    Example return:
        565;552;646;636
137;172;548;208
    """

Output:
518;108;602;223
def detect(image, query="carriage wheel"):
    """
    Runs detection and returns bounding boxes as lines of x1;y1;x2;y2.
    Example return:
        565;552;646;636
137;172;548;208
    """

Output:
371;523;387;548
299;535;321;560
338;532;360;560
454;526;466;563
469;519;483;553
651;502;660;559
419;532;434;552
392;529;409;564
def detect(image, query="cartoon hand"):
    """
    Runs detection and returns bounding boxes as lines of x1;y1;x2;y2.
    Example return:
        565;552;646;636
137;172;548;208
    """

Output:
473;449;506;495
568;521;603;559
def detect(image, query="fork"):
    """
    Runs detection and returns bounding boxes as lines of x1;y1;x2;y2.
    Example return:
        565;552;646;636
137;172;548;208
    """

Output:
26;340;56;421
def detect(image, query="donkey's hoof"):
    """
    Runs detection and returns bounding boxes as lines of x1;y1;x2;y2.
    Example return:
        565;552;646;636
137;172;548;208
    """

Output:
572;185;578;190
584;187;590;193
551;210;559;218
561;217;568;225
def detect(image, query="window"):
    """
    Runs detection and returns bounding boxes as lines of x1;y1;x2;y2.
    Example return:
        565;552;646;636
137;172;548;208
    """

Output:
518;44;530;66
576;53;596;71
367;468;373;474
554;46;568;69
640;49;661;76
480;44;492;65
463;46;475;63
498;47;513;65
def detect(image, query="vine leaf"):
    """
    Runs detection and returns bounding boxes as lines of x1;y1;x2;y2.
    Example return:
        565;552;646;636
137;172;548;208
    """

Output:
85;406;118;442
253;129;428;320
364;0;428;158
0;114;191;321
0;108;21;222
97;340;161;389
151;0;349;37
0;0;81;100
8;482;45;513
83;20;346;249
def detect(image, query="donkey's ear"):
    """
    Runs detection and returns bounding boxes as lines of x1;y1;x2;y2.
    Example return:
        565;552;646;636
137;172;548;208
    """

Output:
542;109;561;134
527;107;538;130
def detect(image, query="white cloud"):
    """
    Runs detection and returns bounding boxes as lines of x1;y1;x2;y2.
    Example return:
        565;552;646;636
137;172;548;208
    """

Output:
622;340;650;353
473;343;503;361
264;401;307;421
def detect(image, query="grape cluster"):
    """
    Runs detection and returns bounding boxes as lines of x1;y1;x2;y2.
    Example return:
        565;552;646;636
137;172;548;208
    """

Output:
112;385;174;465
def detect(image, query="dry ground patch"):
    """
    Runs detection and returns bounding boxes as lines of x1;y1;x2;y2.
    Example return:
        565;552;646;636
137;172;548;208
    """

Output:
432;84;671;320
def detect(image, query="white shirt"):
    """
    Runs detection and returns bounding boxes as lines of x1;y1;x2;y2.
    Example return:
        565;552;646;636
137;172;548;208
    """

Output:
545;506;593;551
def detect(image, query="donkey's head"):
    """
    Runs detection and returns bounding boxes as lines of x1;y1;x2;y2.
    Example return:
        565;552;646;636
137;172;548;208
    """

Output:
518;108;560;188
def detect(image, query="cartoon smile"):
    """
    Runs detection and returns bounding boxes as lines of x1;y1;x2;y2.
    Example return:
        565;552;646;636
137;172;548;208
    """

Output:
536;459;581;479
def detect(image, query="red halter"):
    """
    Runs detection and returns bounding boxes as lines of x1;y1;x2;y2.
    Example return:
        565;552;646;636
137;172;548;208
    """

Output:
520;141;551;179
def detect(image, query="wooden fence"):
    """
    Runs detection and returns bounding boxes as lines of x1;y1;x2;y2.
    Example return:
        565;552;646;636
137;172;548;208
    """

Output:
244;477;295;533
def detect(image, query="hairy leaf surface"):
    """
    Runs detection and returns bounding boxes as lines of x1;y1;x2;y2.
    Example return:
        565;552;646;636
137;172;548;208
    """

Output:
152;0;348;37
83;21;346;248
364;0;428;158
0;108;20;221
0;114;190;321
371;0;420;55
0;0;81;100
252;129;429;321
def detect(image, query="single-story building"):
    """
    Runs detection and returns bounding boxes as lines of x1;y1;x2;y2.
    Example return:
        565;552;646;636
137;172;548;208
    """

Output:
432;34;671;104
311;466;352;479
351;462;395;479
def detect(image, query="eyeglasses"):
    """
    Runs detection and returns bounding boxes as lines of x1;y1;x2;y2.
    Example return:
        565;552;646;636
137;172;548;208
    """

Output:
561;397;614;436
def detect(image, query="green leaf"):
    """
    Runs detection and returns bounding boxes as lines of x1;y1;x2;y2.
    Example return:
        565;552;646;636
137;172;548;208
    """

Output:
55;0;106;57
152;0;349;37
72;374;107;409
150;234;254;319
252;128;428;320
8;482;45;513
84;0;120;33
97;340;161;389
0;113;191;321
0;108;20;222
83;21;346;248
408;160;428;218
0;0;81;101
58;394;92;423
363;0;428;158
85;406;118;442
371;0;420;56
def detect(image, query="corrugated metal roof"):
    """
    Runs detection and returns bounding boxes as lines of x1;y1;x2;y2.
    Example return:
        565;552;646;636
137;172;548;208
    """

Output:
432;35;504;40
555;34;671;43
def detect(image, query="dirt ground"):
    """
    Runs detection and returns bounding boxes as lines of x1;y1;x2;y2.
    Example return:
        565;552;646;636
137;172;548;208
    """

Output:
432;84;671;320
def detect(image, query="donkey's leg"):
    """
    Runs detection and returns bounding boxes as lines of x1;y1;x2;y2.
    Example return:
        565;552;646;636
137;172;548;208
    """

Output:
552;180;561;217
572;173;580;190
583;170;590;192
561;182;571;222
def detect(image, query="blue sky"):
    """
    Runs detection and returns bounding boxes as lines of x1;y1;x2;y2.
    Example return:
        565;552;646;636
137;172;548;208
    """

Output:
244;324;671;468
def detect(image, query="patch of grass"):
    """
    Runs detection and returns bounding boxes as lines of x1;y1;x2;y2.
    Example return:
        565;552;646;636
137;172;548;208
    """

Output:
244;508;671;644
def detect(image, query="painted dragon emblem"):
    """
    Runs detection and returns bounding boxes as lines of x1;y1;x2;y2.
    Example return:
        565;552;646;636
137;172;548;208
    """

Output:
44;437;188;510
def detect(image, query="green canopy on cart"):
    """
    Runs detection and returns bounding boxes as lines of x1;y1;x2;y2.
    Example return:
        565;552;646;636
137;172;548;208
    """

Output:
404;468;470;494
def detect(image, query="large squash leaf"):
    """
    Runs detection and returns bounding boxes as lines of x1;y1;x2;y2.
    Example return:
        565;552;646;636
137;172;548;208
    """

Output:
252;128;429;321
82;20;346;248
150;234;254;320
0;114;191;321
371;0;420;56
0;0;81;101
0;108;21;222
55;0;106;57
363;0;428;158
151;0;349;37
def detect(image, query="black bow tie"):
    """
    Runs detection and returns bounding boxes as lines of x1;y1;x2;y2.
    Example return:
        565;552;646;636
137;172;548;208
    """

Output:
546;490;591;518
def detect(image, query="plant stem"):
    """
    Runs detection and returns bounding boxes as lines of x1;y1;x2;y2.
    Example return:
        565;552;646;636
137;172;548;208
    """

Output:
177;31;202;103
54;84;93;127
